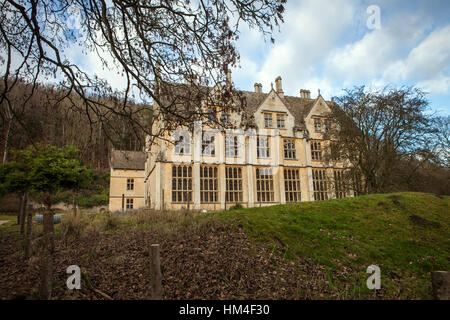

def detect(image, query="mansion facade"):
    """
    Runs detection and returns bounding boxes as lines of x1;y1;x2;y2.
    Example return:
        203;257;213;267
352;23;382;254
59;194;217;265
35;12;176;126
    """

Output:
109;75;352;212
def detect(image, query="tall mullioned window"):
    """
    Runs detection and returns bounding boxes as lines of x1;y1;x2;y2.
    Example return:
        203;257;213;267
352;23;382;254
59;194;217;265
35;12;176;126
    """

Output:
257;136;270;158
283;139;296;159
334;170;347;199
256;167;274;202
311;141;322;161
200;166;218;203
126;198;134;209
312;169;328;201
264;113;273;128
225;166;243;202
284;168;301;202
201;133;215;156
172;165;192;203
225;135;239;157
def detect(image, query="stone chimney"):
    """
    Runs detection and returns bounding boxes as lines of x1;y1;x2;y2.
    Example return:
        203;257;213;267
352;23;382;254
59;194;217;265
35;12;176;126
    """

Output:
226;69;232;88
275;76;283;97
300;89;311;99
254;83;262;93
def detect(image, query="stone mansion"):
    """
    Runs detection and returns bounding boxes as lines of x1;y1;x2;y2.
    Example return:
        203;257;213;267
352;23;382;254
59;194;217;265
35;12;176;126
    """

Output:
108;74;352;211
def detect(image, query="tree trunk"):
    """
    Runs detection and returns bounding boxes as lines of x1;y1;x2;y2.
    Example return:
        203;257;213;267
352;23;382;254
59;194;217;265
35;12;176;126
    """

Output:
2;116;11;165
39;210;54;300
20;192;28;234
24;204;33;259
17;194;23;225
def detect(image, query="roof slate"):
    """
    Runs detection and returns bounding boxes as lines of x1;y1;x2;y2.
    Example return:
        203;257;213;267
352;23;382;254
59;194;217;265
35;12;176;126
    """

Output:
111;150;146;170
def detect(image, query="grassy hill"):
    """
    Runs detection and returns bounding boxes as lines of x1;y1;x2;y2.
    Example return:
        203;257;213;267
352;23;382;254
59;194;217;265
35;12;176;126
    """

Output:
0;192;448;299
208;192;450;299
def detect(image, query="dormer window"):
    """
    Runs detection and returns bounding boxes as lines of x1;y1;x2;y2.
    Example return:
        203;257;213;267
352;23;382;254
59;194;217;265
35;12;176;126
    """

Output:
264;113;273;128
314;118;322;132
277;114;285;128
324;119;332;132
220;108;231;124
207;107;216;123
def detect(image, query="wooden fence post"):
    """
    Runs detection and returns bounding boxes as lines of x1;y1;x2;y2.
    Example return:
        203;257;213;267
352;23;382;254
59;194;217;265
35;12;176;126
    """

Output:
24;204;33;259
39;211;54;299
150;244;162;299
431;271;450;300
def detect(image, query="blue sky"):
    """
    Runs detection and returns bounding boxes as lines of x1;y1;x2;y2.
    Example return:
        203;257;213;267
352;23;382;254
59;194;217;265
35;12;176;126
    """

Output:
230;0;450;115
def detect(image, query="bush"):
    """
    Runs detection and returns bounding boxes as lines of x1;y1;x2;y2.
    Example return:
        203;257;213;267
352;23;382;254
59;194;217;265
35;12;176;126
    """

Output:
77;193;108;208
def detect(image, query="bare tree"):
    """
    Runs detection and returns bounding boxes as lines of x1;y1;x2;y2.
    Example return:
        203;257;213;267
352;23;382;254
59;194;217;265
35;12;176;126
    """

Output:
327;86;437;194
0;0;285;149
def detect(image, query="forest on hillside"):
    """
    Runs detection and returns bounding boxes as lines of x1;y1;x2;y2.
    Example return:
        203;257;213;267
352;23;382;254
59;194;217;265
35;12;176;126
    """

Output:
0;80;149;172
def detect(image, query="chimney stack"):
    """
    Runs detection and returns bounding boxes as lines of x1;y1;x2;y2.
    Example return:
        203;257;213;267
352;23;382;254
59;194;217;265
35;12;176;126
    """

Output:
226;69;232;88
300;89;311;99
275;76;283;97
254;83;262;94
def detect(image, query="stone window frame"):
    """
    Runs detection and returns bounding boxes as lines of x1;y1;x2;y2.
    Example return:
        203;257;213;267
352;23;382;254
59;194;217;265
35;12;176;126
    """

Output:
313;118;322;132
126;178;134;191
255;167;275;203
200;165;219;203
201;133;215;156
284;168;301;202
174;131;191;155
312;169;328;201
311;141;322;161
334;169;348;199
264;112;273;128
276;113;286;129
283;138;296;159
225;135;239;158
257;136;270;158
225;166;243;203
126;198;134;209
171;165;193;203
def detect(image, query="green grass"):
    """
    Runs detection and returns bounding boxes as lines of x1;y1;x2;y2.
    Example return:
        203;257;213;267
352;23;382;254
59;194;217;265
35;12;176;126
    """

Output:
207;192;450;299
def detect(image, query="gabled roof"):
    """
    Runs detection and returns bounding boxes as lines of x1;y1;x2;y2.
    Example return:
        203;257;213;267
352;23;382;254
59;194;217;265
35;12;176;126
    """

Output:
111;150;146;170
156;81;337;127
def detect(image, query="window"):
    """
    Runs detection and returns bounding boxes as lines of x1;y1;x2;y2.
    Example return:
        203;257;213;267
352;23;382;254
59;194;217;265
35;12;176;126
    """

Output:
324;119;332;132
314;118;322;132
202;133;215;156
207;107;216;123
255;167;274;202
220;108;231;124
311;141;322;161
277;114;285;128
126;198;134;209
312;169;328;201
200;166;218;203
283;139;296;159
334;170;347;199
284;168;301;202
172;165;192;202
225;166;243;202
264;113;273;128
127;178;134;191
174;131;190;155
225;135;239;157
257;136;270;158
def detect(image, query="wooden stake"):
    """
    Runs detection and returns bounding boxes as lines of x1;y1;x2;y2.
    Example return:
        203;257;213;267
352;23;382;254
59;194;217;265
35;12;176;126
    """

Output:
150;244;162;299
24;204;33;259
